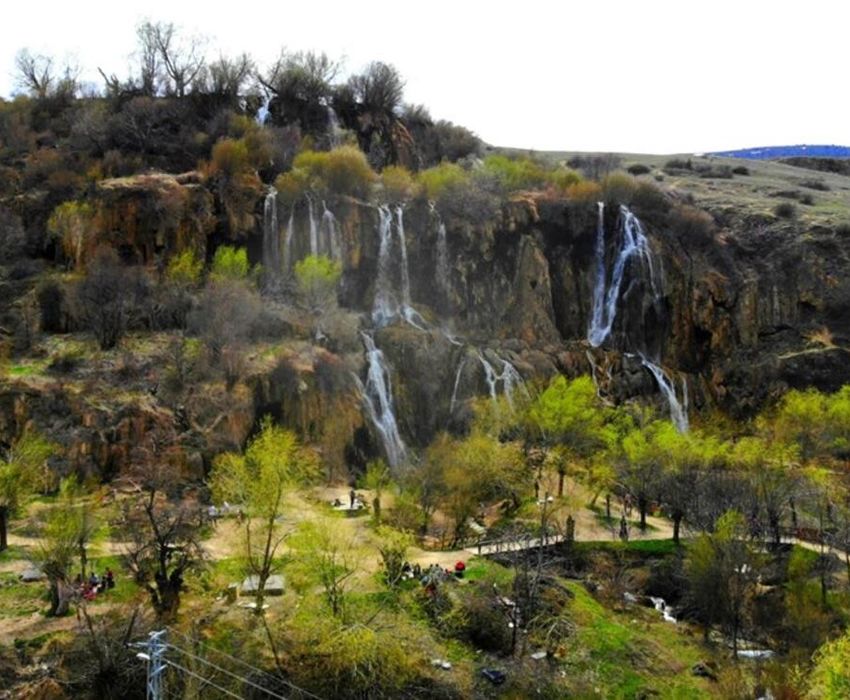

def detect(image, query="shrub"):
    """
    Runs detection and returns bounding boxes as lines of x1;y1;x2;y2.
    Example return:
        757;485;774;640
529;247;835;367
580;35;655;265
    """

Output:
481;154;548;191
294;254;342;313
801;179;830;191
380;165;415;202
209;138;250;178
0;206;26;260
835;223;850;237
626;163;651;176
166;249;203;286
565;180;603;206
799;193;815;205
731;165;750;175
670;204;716;246
210;245;250;281
601;172;637;204
664;158;692;171
291;146;376;198
274;168;311;207
417;162;470;200
774;202;797;219
630;181;670;219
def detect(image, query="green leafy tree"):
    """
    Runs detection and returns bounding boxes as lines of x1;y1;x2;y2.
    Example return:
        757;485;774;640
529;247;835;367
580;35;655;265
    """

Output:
808;627;850;699
525;375;614;498
36;477;106;616
294;254;342;340
211;418;317;613
0;430;55;551
362;459;391;525
210;245;250;281
685;510;763;653
374;525;412;588
165;248;203;286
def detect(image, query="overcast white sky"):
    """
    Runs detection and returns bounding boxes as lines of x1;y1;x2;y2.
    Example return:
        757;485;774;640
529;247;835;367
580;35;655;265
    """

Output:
1;0;847;153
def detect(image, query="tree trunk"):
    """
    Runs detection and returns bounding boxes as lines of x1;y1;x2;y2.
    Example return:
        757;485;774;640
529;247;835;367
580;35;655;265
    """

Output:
557;471;565;498
769;512;781;547
638;495;648;531
373;496;381;525
48;579;72;616
0;506;7;552
673;512;682;545
605;494;611;520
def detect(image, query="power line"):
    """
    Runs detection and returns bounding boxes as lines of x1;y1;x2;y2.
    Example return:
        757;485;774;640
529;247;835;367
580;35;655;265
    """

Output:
165;625;323;700
161;657;245;700
165;642;289;700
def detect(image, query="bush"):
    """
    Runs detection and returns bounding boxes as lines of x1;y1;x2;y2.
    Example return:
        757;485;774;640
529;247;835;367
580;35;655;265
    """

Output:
210;245;250;281
417;162;470;200
601;172;637;204
835;223;850;237
481;154;548;191
731;165;750;175
801;179;830;191
774;202;797;219
565;180;603;206
166;249;203;286
291;146;376;198
664;158;692;171
274;167;311;207
670;204;716;246
209;138;250;178
630;181;670;219
626;163;651;176
380;165;415;202
47;201;95;269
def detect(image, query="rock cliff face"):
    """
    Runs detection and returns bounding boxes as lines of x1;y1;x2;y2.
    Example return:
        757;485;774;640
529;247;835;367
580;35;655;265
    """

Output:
5;176;849;478
267;188;850;438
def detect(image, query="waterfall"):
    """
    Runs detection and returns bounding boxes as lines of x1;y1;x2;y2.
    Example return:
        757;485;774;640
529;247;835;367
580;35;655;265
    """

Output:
321;201;342;261
478;353;527;408
262;189;280;283
256;93;271;125
432;204;450;298
371;205;427;329
641;358;689;433
358;333;406;468
372;205;396;327
449;357;467;415
588;204;660;348
326;105;341;147
282;208;295;275
308;198;319;256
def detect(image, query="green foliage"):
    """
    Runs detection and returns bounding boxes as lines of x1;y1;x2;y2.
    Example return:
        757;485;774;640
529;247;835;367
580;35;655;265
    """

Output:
210;245;250;281
290;146;376;198
294;254;342;312
165;248;203;286
601;171;638;204
481;154;548;191
808;628;850;699
379;165;415;202
274;167;311;206
209;137;250;177
416;162;470;200
374;525;412;587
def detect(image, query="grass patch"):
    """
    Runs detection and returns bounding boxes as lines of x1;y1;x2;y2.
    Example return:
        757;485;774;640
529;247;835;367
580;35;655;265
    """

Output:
462;557;512;586
0;572;47;617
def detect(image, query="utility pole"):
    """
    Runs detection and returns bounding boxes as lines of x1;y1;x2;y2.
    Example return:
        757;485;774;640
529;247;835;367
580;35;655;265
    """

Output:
146;629;167;700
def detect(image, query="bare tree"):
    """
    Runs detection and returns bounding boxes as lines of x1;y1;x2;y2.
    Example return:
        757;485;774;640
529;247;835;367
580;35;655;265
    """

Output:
120;428;203;622
202;53;255;99
14;49;55;98
137;21;206;98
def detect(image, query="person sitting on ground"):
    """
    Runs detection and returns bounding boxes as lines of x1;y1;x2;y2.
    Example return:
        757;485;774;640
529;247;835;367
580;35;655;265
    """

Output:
454;561;466;579
89;571;100;589
105;568;115;590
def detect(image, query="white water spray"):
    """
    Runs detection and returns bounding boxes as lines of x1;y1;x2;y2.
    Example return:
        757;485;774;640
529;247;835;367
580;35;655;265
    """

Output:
358;333;406;468
588;204;660;347
262;188;280;282
641;357;689;433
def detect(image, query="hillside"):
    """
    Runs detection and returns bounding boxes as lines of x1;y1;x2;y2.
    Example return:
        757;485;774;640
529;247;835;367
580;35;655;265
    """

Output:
1;27;850;699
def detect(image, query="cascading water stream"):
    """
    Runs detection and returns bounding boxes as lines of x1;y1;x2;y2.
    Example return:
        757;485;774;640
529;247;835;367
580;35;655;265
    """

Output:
588;205;659;348
321;202;342;261
256;93;271;125
641;357;689;433
371;205;427;329
262;188;280;282
282;208;294;276
477;353;528;409
449;358;467;415
307;198;318;256
326;105;342;147
431;203;450;298
358;333;406;468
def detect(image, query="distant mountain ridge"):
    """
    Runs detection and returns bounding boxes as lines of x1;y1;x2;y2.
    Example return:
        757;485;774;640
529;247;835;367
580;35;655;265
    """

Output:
709;145;850;160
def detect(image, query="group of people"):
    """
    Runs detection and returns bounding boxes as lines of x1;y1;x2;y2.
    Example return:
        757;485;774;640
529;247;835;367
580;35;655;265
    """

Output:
74;569;115;601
